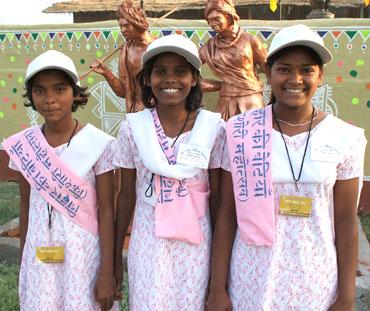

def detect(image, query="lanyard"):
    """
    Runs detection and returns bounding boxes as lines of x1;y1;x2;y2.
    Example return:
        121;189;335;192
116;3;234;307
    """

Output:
42;119;79;230
272;105;314;191
145;109;190;198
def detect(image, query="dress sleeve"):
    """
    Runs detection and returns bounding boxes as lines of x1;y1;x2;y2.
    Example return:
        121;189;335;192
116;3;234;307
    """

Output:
337;129;367;180
209;119;226;169
113;120;136;169
221;137;231;172
93;139;116;176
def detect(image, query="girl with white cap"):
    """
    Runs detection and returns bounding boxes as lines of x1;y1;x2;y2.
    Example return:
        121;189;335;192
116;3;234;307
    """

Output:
113;34;226;309
207;24;367;310
3;50;117;311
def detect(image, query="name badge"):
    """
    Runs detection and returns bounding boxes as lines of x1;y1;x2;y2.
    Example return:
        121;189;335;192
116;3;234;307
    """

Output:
311;143;339;163
279;195;312;217
176;143;211;169
36;246;64;263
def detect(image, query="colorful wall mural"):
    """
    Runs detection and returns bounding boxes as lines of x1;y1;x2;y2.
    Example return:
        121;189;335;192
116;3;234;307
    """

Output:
0;19;369;178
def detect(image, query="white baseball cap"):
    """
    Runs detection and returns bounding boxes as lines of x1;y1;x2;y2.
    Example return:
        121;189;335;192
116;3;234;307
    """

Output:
25;50;80;87
268;24;332;64
142;34;202;71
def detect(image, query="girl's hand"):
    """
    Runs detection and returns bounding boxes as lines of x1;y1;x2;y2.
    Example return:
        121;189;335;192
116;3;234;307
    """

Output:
94;273;115;311
329;298;354;311
114;260;124;300
206;288;233;311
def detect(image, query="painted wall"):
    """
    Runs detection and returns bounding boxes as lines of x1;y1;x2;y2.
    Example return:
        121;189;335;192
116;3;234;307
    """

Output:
0;19;369;209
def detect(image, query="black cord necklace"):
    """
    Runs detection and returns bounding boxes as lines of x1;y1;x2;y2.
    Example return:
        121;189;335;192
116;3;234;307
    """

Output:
41;118;79;147
145;111;191;198
42;119;79;229
273;105;314;192
169;111;191;148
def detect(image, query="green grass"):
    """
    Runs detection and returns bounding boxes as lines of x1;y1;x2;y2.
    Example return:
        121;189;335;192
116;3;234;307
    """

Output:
0;261;19;311
0;181;20;225
359;214;370;243
119;273;129;310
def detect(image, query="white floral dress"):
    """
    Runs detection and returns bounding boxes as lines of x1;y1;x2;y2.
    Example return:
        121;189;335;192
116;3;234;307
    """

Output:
114;117;226;311
9;128;118;311
223;115;367;311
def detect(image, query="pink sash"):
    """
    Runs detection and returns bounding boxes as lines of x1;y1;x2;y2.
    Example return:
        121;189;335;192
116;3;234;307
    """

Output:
226;105;275;245
152;109;209;244
3;127;98;235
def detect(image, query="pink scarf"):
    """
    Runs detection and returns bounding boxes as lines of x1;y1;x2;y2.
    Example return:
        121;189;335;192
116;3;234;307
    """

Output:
151;109;209;244
226;105;275;245
3;126;99;235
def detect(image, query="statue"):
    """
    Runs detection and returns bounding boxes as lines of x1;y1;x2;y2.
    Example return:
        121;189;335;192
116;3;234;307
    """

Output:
307;0;334;18
200;0;267;120
90;0;152;113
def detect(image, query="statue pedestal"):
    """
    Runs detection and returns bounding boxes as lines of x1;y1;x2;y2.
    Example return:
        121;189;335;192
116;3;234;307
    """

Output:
307;9;335;19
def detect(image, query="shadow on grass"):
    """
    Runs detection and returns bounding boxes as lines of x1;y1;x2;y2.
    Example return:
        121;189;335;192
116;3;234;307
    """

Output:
0;181;20;225
359;214;370;243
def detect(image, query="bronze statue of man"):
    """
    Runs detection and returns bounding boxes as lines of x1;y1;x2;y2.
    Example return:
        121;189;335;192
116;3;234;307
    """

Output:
200;0;267;120
90;0;152;113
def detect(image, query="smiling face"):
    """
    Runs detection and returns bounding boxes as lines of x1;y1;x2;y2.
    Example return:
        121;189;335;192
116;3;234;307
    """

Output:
149;53;197;109
206;9;231;34
31;70;75;123
266;47;323;109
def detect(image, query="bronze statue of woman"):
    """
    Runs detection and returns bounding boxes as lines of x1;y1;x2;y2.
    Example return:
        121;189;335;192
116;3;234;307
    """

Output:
200;0;267;120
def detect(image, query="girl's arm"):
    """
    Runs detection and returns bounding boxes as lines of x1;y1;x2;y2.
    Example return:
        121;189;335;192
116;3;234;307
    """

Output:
114;168;137;299
94;170;116;311
208;168;221;229
329;177;359;311
18;172;30;263
207;170;237;311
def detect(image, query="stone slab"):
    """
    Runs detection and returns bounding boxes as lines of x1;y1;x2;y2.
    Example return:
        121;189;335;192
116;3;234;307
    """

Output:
0;217;19;234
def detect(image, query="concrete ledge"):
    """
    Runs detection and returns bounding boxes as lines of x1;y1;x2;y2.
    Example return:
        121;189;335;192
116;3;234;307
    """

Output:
122;249;128;272
0;217;19;234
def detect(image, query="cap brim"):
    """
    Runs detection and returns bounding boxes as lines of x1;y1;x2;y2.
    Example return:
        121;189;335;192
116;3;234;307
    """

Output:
142;45;202;71
268;40;332;64
25;66;80;87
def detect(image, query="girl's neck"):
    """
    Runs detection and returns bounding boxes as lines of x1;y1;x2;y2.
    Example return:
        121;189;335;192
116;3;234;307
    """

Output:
43;117;78;147
156;104;194;139
156;104;188;125
272;102;327;137
273;103;313;124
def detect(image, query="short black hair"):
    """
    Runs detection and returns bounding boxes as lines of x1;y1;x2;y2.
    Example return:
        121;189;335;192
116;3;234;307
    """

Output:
137;54;203;112
23;69;89;112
